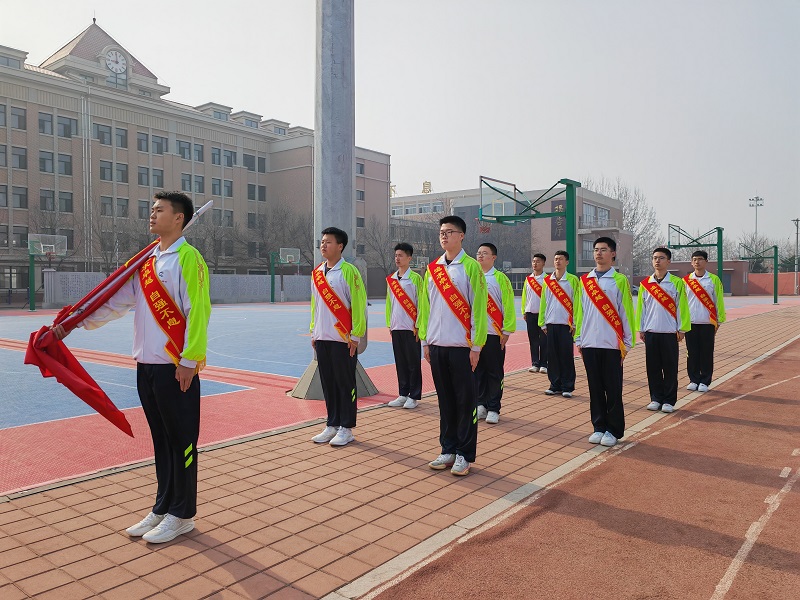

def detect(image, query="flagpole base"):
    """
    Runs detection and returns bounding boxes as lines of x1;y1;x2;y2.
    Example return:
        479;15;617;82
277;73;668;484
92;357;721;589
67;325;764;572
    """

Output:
289;359;378;400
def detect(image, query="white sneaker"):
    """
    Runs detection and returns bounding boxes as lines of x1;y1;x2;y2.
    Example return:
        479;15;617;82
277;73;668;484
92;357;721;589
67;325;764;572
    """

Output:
646;401;661;411
686;382;699;391
539;367;548;374
698;383;709;392
312;426;338;443
429;453;456;470
329;427;355;447
450;455;470;476
141;514;194;544
125;512;165;537
562;391;573;398
476;405;488;420
388;396;407;407
485;411;499;424
600;432;618;447
588;431;604;444
661;404;674;413
403;397;418;409
528;366;539;373
544;389;558;396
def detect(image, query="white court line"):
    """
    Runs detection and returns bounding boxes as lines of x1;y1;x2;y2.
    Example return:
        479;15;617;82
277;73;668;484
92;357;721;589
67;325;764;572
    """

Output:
779;467;791;478
792;449;800;457
710;468;800;600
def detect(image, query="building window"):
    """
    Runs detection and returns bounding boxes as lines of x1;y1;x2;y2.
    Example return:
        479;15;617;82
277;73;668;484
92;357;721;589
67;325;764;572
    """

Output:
57;116;78;138
212;209;222;226
247;213;256;229
12;186;28;209
248;241;257;257
181;173;191;192
12;147;27;169
211;147;221;165
0;105;5;127
223;180;233;197
40;189;55;211
100;231;114;251
356;162;364;175
177;140;191;160
432;201;444;212
115;128;127;148
258;157;266;173
57;228;74;250
10;107;26;130
101;196;113;216
213;110;228;121
194;175;204;194
152;135;167;154
58;154;72;176
39;113;53;135
39;151;54;173
138;200;149;219
258;185;266;202
116;163;128;183
356;217;365;228
116;198;129;218
274;126;286;135
152;169;163;188
404;206;417;215
194;144;204;162
99;160;112;181
582;239;594;261
356;190;365;202
243;154;256;171
0;185;5;207
137;132;149;152
139;89;152;97
224;210;234;227
212;178;221;196
244;118;259;128
0;56;22;68
223;150;236;167
12;226;28;249
0;225;6;246
0;145;5;167
356;244;365;255
59;191;73;213
247;184;256;201
93;123;112;145
391;206;402;216
137;166;149;186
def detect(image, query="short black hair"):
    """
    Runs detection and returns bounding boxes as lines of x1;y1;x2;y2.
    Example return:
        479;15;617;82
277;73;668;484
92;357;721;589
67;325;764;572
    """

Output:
533;253;546;261
439;215;467;234
594;237;617;252
321;227;348;249
653;247;672;260
692;250;709;260
479;243;497;256
394;242;414;256
154;191;194;229
555;250;570;260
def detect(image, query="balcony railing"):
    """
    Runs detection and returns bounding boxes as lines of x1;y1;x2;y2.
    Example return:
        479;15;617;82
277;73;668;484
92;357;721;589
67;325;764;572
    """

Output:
578;216;620;230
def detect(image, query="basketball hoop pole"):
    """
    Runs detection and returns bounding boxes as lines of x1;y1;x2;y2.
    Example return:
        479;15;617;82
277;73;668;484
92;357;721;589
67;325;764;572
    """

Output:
29;251;36;311
270;252;279;303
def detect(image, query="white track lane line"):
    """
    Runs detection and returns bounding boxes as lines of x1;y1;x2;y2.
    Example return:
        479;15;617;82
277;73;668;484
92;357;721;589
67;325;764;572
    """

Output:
710;467;800;600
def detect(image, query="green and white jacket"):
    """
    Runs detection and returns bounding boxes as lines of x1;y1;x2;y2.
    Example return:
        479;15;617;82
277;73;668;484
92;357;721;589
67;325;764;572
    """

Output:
310;258;367;343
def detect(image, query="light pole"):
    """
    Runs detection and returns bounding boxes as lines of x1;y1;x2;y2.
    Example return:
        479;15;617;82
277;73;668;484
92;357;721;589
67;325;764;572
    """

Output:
792;217;799;295
749;196;764;242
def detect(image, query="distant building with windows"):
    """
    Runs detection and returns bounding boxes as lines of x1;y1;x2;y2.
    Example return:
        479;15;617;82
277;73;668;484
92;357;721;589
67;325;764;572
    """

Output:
0;22;389;296
390;185;633;289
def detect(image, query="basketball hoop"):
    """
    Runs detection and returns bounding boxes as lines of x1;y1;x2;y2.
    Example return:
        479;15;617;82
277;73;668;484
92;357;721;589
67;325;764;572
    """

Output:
475;218;491;235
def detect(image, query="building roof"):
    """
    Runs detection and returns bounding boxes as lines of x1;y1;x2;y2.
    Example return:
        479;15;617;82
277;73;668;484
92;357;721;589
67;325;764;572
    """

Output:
39;21;158;80
23;64;69;79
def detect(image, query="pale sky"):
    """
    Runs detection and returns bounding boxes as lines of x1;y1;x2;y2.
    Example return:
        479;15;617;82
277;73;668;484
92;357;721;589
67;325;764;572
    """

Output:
3;1;798;246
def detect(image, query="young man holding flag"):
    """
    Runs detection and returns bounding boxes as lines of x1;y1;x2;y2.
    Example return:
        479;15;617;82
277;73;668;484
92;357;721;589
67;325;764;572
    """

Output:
418;215;488;476
386;242;424;409
522;253;548;373
53;191;211;544
638;247;691;414
475;243;516;424
574;237;635;447
684;250;726;392
309;227;367;447
539;250;580;398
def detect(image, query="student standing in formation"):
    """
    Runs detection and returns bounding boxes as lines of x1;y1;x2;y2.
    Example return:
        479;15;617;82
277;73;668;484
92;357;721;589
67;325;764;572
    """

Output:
386;242;424;409
539;250;580;398
522;253;548;373
638;247;691;414
684;250;726;392
574;237;635;447
53;191;211;543
474;243;516;424
418;216;488;476
309;227;367;447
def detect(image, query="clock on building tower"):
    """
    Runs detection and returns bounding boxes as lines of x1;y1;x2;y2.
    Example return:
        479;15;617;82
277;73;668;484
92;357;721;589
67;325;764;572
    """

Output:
104;50;128;88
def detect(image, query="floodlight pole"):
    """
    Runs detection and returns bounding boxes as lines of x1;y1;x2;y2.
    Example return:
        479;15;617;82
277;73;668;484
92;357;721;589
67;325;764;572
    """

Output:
269;251;279;303
792;218;799;295
749;196;764;241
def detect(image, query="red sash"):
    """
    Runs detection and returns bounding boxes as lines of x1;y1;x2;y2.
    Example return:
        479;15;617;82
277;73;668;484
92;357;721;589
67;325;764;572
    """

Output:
487;293;503;335
526;274;543;297
138;255;193;367
640;277;677;320
545;273;574;327
387;274;418;323
581;273;627;358
684;274;718;327
428;260;472;344
313;265;352;341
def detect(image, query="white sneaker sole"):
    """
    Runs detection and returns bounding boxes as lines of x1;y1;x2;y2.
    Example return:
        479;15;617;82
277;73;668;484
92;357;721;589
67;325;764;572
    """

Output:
329;436;355;447
142;521;194;544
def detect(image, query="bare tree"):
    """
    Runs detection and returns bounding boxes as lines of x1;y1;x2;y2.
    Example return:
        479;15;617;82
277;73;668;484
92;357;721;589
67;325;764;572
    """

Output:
584;176;664;277
360;215;395;275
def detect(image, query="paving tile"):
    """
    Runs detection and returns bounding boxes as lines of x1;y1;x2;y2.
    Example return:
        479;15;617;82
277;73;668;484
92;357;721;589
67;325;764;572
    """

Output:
14;567;74;597
140;562;197;589
100;577;162;600
33;581;95;600
2;556;57;581
267;557;316;584
226;572;285;599
80;566;137;594
321;554;372;581
0;583;33;600
59;554;116;579
263;586;314;600
204;559;260;587
293;569;346;598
